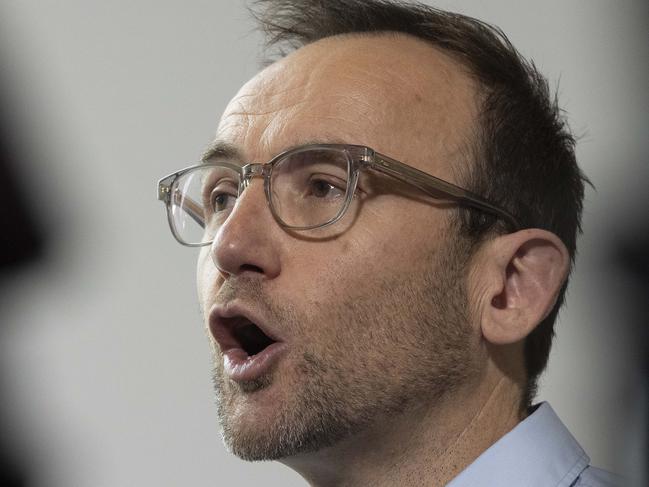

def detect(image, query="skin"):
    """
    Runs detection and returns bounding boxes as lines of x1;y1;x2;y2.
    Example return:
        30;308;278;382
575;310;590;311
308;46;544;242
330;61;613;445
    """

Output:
197;33;569;487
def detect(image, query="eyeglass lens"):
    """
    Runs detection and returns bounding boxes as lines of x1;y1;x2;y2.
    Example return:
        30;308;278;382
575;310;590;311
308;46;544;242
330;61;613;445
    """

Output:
169;147;353;245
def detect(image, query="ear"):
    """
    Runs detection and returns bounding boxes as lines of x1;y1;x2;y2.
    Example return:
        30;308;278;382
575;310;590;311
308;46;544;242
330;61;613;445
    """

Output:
469;229;570;345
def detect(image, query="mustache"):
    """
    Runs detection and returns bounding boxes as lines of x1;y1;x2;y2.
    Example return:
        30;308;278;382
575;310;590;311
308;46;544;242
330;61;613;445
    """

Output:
200;276;266;319
211;276;301;332
214;276;265;306
213;276;294;325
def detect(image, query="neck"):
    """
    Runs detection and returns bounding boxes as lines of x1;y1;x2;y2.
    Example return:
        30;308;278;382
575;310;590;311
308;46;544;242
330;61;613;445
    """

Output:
280;362;524;487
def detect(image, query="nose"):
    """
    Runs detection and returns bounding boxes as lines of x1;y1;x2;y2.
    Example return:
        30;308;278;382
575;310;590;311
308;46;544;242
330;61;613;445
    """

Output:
209;178;282;279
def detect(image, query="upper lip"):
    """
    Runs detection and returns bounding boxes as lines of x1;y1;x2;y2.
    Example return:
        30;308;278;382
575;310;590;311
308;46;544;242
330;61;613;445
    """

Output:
208;302;281;353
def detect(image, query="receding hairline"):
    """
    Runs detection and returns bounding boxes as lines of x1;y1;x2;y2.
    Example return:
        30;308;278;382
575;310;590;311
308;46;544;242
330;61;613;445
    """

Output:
264;29;478;82
205;31;482;182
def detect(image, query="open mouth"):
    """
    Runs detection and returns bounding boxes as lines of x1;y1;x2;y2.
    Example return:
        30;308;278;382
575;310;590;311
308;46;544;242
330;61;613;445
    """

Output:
231;320;276;357
213;315;278;358
209;308;287;382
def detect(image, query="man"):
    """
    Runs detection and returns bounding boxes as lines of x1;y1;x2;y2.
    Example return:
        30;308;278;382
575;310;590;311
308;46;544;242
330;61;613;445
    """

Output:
157;1;621;485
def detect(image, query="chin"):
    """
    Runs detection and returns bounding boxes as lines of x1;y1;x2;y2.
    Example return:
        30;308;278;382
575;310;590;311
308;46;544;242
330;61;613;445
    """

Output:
218;390;293;461
215;368;293;455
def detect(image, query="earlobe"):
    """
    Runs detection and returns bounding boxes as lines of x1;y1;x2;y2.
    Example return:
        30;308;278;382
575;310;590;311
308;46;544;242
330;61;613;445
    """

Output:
475;229;570;345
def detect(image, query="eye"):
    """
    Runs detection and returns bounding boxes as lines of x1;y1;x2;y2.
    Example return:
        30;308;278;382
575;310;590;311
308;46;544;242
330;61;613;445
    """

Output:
307;178;345;199
210;188;237;213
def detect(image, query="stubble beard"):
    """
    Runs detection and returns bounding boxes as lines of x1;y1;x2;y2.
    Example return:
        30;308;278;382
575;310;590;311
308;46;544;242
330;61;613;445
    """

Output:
210;239;477;461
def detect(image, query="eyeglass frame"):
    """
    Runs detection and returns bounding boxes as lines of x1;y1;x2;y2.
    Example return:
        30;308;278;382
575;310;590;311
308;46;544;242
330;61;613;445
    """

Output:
157;143;521;247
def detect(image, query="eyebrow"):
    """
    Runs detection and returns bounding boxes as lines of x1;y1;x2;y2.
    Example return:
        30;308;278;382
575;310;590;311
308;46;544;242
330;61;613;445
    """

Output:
201;140;245;164
200;136;354;165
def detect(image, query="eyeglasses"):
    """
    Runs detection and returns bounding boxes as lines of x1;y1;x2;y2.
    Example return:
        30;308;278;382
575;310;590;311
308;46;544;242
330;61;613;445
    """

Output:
157;143;520;246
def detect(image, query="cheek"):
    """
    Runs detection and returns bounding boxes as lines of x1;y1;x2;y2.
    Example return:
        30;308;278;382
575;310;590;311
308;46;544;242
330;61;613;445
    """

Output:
288;233;408;316
196;248;218;305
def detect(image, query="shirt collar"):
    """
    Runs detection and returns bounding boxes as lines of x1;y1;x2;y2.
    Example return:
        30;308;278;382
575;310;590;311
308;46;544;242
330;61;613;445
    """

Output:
447;402;590;487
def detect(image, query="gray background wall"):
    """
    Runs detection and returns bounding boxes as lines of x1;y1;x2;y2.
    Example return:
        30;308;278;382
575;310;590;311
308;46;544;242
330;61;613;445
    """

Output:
0;1;646;486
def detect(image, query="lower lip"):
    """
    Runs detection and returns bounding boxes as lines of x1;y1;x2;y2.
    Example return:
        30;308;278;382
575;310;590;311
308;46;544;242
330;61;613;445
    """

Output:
223;342;287;382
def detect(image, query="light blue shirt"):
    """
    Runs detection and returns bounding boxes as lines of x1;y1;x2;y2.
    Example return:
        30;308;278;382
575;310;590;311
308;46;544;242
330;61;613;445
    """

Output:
448;402;622;486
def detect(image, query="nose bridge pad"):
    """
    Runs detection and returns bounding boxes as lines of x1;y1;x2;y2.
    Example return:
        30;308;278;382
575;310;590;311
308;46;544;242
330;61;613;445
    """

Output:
240;163;267;192
211;163;273;271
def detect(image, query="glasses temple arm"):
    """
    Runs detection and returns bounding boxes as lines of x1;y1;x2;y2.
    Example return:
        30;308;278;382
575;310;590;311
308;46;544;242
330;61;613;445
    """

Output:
370;154;521;230
172;190;206;228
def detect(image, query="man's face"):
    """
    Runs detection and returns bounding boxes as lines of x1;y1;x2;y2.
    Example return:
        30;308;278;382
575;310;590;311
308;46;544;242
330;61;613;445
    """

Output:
197;34;484;460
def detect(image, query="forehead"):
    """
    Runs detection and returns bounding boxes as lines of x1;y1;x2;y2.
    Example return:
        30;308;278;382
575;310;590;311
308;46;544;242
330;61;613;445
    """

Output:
214;34;479;178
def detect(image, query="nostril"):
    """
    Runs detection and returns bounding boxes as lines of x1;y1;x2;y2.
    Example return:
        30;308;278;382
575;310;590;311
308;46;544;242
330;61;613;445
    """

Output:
240;264;264;273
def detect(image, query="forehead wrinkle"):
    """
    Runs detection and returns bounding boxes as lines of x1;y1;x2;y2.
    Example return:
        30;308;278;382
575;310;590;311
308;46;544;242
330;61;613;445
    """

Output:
217;86;312;154
221;79;309;117
226;89;309;116
234;66;312;105
222;98;309;118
